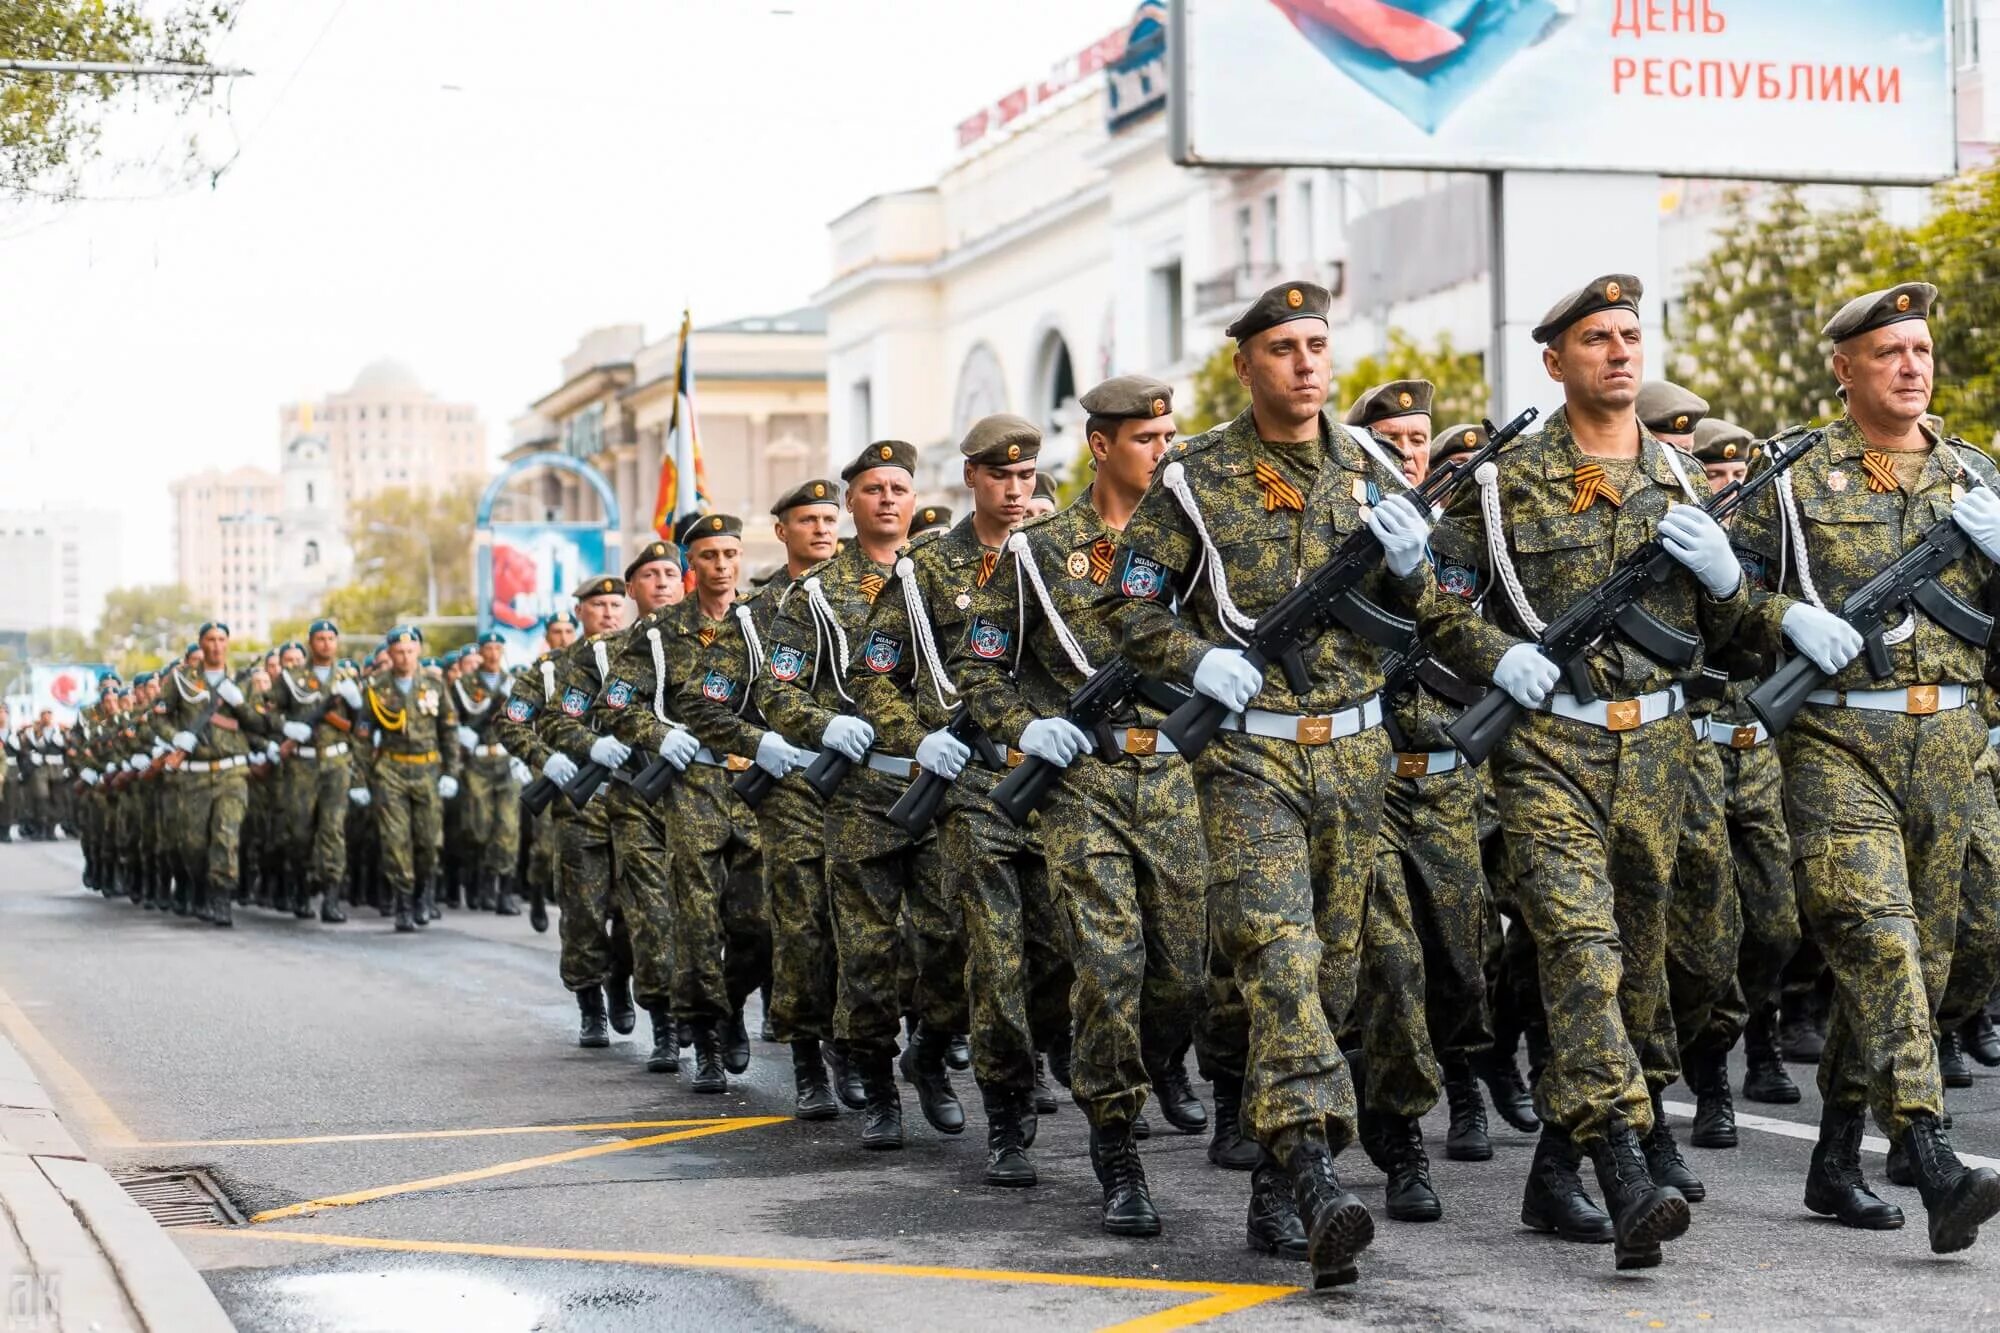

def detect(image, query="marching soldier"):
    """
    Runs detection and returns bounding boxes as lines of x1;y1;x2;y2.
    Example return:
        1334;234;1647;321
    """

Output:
148;622;262;926
352;625;460;932
1731;282;2000;1250
451;631;524;916
270;619;365;923
492;610;579;934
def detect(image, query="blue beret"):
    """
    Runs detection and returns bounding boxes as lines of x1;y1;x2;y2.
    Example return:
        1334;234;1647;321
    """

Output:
197;620;230;638
385;625;424;647
476;631;505;647
308;618;339;636
543;610;579;631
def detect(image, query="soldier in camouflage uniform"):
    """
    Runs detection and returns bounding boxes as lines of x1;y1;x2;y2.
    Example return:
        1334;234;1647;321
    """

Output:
760;440;968;1153
350;626;459;932
492;611;578;935
1420;276;1745;1269
71;676;120;890
1096;283;1436;1288
267;622;365;922
450;631;524;917
148;623;263;926
1730;282;2000;1252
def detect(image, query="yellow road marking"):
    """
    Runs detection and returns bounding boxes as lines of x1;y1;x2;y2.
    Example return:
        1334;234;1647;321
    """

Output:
144;1118;753;1148
0;978;136;1146
248;1117;786;1223
225;1229;1300;1330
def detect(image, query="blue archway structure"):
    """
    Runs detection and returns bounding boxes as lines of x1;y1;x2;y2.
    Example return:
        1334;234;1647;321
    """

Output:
475;453;622;662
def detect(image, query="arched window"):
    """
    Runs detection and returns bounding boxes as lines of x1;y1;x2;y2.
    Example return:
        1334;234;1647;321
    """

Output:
305;481;315;505
952;342;1009;440
303;540;320;569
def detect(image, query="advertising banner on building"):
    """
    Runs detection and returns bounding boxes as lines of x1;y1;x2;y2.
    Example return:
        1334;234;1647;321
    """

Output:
29;664;112;725
477;524;608;665
1173;0;1955;184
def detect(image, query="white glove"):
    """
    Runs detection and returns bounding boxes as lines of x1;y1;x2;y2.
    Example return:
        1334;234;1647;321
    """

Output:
588;735;631;769
1988;724;2000;752
348;787;371;807
1368;493;1433;579
129;755;148;773
542;752;578;785
438;775;459;800
456;725;479;751
249;750;266;767
1019;717;1091;768
753;730;805;779
172;730;197;753
1781;602;1864;675
282;721;312;743
1493;642;1561;709
1658;505;1741;599
509;757;532;785
1192;648;1263;713
1952;486;2000;562
334;679;363;709
151;739;169;757
81;769;98;786
915;728;972;779
215;678;244;707
821;714;874;762
657;727;701;771
267;741;281;759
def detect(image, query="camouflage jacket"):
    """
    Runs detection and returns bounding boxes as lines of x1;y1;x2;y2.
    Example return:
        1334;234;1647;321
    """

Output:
759;541;898;751
679;576;789;761
449;670;513;751
147;665;260;763
356;670;459;778
850;518;1004;757
604;597;733;758
265;662;361;750
535;631;626;766
492;657;559;771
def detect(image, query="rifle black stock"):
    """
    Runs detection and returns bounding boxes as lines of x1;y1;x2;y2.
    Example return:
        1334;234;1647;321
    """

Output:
988;658;1145;827
520;773;561;815
887;704;1001;836
732;764;777;808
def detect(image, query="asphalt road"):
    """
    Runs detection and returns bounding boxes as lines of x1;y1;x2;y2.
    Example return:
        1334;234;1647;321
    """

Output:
2;837;1998;1331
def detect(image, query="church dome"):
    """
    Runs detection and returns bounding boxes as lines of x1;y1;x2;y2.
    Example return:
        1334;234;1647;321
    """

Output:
351;358;423;395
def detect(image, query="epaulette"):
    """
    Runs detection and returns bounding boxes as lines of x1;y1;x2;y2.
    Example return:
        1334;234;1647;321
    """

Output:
1017;506;1066;534
903;528;946;554
797;554;839;583
1164;424;1227;462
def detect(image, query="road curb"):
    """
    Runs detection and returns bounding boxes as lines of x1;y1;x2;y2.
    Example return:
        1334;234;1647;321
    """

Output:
0;1030;234;1332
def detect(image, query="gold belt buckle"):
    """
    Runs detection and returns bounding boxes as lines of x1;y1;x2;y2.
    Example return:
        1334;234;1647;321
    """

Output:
1295;715;1333;746
1730;726;1759;750
1394;752;1430;778
1122;728;1158;757
1004;748;1025;768
724;754;753;772
1605;700;1642;732
1907;685;1940;716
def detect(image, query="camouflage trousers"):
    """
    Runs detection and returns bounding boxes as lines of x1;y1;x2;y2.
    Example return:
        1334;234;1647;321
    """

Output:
1666;726;1744;1066
280;753;351;892
1198;725;1389;1153
1380;761;1491;1066
824;766;966;1061
173;766;247;896
374;755;442;899
523;804;559;904
944;765;1071;1096
461;754;521;878
1939;748;2000;1032
668;765;767;1023
1779;704;1980;1139
1694;736;1798;1049
1349;841;1440;1117
760;776;835;1044
1042;750;1206;1129
561;785;671;1008
1495;710;1689;1148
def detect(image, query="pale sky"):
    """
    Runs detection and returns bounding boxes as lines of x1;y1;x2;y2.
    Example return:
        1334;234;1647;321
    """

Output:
0;0;1137;587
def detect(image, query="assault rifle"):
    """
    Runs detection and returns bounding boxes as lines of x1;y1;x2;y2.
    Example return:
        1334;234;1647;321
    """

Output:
1748;476;1994;736
1448;424;1824;765
886;703;1005;836
987;658;1142;828
802;705;867;800
1160;406;1540;760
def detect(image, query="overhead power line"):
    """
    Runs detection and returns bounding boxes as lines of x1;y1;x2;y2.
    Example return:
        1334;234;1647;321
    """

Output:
0;59;252;78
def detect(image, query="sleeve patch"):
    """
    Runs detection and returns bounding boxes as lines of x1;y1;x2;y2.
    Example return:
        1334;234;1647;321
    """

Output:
1734;547;1768;589
1437;561;1480;599
769;644;806;683
701;670;738;703
505;697;535;723
604;678;634;710
861;629;904;674
1118;551;1168;600
966;616;1011;660
560;686;591;717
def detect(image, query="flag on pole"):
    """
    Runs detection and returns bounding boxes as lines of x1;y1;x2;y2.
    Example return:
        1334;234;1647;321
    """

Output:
651;309;710;538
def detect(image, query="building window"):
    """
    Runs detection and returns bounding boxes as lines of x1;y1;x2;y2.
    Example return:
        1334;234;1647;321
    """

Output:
1296;177;1316;262
851;378;873;447
305;481;315;505
1954;0;1979;67
1151;262;1184;367
1235;205;1253;273
303;540;320;568
1263;194;1280;267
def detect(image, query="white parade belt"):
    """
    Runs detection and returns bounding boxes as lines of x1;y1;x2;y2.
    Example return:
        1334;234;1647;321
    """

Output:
1221;697;1383;746
1803;683;1968;716
864;753;916;779
296;743;351;759
1542;684;1685;733
184;756;247;773
1694;718;1769;749
1390;748;1461;777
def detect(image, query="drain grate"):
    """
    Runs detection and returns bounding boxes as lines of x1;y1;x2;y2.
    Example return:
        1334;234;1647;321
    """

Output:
114;1171;243;1228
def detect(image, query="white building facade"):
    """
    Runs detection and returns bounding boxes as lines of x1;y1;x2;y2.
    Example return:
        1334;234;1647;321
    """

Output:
0;509;120;637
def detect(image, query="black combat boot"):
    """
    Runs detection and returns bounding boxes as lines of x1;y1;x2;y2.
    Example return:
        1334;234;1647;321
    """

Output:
1939;1032;1974;1089
528;886;549;933
1742;1006;1800;1102
411;879;433;927
1031;1054;1058;1115
1589;1119;1691;1270
1046;1035;1072;1089
320;878;347;924
493;873;521;916
1148;1054;1208;1135
1644;1091;1705;1201
1900;1114;2000;1253
474;870;496;912
1245;1155;1308;1257
605;974;636;1037
897;1028;965;1135
1363;1111;1442;1222
1688;1048;1737;1149
825;1040;867;1110
393;890;416;933
1287;1135;1373;1288
210;887;233;928
1090;1122;1160;1236
724;1005;751;1074
946;1032;972;1072
1474;1047;1541;1133
980;1086;1036;1187
791;1040;838;1119
1520;1125;1614;1243
1208;1074;1261;1170
1779;989;1826;1063
1804;1105;1903;1230
575;987;609;1047
690;1019;728;1094
1964;1012;2000;1067
859;1054;904;1151
647;1008;680;1074
759;985;775;1043
1441;1057;1492;1162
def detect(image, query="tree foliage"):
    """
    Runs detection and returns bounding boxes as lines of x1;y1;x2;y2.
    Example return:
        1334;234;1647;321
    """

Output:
1333;330;1490;430
1910;168;2000;445
0;1;237;199
91;582;205;676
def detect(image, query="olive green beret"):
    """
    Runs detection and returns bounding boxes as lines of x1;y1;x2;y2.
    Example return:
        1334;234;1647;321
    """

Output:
1823;281;1938;343
1033;472;1057;501
622;541;681;581
1690;417;1754;465
911;504;953;535
674;512;742;548
573;574;624;601
1532;273;1642;345
1634;380;1708;436
1224;280;1331;343
771;478;839;515
960;413;1041;466
1343;380;1434;428
841;439;919;482
1079;375;1174;420
1430;422;1488;464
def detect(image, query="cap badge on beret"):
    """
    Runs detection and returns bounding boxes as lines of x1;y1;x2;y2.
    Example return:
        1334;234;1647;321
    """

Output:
1722;442;1738;459
1397;391;1413;409
878;445;893;461
923;508;937;523
1286;289;1303;309
1152;397;1166;416
813;483;826;498
1463;430;1478;445
1674;414;1689;431
1896;293;1912;312
1006;443;1020;461
1605;280;1622;302
710;516;723;531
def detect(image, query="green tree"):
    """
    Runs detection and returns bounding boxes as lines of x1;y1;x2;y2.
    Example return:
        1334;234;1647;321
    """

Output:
1179;341;1251;437
1911;165;2000;450
92;582;204;676
1333;329;1489;430
1;1;238;199
345;480;479;616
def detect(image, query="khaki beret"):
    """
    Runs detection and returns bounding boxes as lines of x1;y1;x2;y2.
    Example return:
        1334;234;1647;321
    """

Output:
574;575;625;601
1033;472;1057;501
1532;273;1643;345
1690;417;1754;465
841;439;919;482
1079;375;1174;420
1344;379;1434;428
622;541;682;581
1634;381;1708;436
771;478;839;515
1430;422;1488;464
911;504;953;535
1225;280;1331;343
1823;281;1938;343
960;413;1042;466
674;512;743;548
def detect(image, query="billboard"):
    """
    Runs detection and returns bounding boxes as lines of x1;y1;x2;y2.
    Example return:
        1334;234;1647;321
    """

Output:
477;523;607;666
1172;0;1956;184
30;664;112;725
